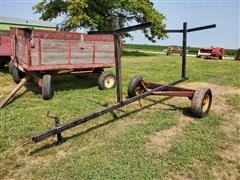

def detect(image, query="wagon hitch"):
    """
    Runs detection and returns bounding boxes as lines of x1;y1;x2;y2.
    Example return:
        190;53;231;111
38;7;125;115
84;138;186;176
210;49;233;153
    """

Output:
46;112;63;144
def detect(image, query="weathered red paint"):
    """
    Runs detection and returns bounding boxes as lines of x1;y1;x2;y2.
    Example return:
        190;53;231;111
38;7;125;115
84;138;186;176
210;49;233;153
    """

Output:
143;81;195;98
11;28;115;73
0;30;12;56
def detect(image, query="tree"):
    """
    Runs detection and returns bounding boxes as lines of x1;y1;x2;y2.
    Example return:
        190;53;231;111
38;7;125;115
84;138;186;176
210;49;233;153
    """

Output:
33;0;166;42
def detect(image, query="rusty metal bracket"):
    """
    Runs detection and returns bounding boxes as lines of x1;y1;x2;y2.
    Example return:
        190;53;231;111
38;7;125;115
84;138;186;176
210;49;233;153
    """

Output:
46;112;63;144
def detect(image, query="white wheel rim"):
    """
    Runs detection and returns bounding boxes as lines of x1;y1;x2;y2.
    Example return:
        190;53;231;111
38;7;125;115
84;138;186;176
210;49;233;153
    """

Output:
104;76;115;89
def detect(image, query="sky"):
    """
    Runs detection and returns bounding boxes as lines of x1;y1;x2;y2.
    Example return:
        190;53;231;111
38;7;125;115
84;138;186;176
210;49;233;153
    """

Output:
0;0;239;49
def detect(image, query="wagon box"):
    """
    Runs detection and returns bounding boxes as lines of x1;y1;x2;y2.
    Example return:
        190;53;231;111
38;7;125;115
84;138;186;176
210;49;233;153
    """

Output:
10;28;117;99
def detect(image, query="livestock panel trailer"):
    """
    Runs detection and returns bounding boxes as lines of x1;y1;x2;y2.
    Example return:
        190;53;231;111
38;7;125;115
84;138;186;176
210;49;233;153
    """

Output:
10;28;116;100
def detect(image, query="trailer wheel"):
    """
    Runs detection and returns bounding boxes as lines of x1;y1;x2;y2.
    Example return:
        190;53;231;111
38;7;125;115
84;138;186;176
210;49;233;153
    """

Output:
191;87;212;118
42;74;54;100
8;61;14;75
98;72;116;90
12;66;23;84
127;76;146;98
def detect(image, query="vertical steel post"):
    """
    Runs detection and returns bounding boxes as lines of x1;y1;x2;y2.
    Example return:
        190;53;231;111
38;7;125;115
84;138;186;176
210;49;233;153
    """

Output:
182;22;187;79
114;33;123;103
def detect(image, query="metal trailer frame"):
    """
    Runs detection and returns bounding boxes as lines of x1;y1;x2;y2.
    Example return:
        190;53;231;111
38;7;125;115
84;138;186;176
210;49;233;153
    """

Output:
27;22;216;145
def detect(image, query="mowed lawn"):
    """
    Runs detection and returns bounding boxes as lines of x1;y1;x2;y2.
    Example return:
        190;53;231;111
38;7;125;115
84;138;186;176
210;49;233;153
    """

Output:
0;50;239;179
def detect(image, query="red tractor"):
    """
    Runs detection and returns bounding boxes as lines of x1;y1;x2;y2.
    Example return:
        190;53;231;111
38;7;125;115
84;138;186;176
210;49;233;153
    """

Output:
197;47;225;60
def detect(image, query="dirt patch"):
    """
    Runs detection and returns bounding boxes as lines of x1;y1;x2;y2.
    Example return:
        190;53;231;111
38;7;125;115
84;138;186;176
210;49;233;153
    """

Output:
144;82;240;178
180;82;240;178
144;114;194;155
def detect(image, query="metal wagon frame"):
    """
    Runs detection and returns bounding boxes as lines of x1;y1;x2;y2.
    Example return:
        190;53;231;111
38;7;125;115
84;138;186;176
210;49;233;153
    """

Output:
26;22;216;145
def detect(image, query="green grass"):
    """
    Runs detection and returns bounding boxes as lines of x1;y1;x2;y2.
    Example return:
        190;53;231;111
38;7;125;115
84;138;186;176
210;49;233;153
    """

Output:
226;94;240;111
0;50;239;179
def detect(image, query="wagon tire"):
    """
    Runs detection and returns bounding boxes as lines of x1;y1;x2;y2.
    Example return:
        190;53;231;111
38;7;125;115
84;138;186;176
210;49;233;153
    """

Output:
98;72;116;90
127;76;145;98
191;87;212;118
8;61;14;74
42;74;54;100
12;66;22;84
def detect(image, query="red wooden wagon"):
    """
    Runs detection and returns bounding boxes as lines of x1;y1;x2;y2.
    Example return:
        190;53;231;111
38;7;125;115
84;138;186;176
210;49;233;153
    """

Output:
10;28;116;100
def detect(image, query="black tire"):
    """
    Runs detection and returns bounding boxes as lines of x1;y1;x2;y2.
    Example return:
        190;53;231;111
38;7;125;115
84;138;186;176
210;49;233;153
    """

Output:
127;76;145;98
98;72;116;90
191;87;212;118
12;66;21;83
8;61;14;75
42;74;54;100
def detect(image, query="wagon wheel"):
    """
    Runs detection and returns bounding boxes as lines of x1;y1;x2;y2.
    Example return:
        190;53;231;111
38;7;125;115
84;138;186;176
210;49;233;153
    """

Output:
127;76;146;98
42;74;54;100
98;72;116;90
8;61;15;75
191;87;212;118
12;66;24;84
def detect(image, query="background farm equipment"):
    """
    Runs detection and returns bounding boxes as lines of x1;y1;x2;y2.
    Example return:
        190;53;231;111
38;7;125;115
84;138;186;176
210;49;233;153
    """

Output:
164;47;188;56
197;47;225;59
25;22;216;145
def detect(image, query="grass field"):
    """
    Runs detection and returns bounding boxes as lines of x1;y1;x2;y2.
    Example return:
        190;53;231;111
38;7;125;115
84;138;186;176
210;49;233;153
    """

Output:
124;44;237;56
0;49;240;179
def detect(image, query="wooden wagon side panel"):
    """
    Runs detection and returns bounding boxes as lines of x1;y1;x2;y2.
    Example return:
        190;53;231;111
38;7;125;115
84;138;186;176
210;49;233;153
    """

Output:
15;30;29;65
40;39;67;65
0;31;12;56
94;42;114;64
71;41;93;64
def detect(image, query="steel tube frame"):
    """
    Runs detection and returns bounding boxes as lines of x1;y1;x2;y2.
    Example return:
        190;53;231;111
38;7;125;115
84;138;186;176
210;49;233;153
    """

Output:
30;22;216;144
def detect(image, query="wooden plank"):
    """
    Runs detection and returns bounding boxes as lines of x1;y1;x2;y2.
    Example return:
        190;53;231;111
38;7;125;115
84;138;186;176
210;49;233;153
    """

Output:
0;78;28;109
42;52;67;65
95;52;114;63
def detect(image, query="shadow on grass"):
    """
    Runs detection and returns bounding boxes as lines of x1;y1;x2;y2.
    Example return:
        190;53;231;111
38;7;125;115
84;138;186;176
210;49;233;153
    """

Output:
1;75;99;108
24;75;100;97
122;50;156;57
0;66;9;73
30;96;194;154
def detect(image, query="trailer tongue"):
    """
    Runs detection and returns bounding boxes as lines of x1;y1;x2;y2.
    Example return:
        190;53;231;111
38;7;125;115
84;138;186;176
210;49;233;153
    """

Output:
27;22;216;145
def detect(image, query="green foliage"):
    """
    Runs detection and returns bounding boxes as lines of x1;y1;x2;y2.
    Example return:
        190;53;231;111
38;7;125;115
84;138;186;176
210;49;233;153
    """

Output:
33;0;166;42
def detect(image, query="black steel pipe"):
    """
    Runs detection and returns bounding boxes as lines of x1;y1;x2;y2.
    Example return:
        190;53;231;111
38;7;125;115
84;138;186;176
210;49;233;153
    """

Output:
187;24;216;32
163;29;183;33
88;22;152;35
181;22;187;79
114;34;123;103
